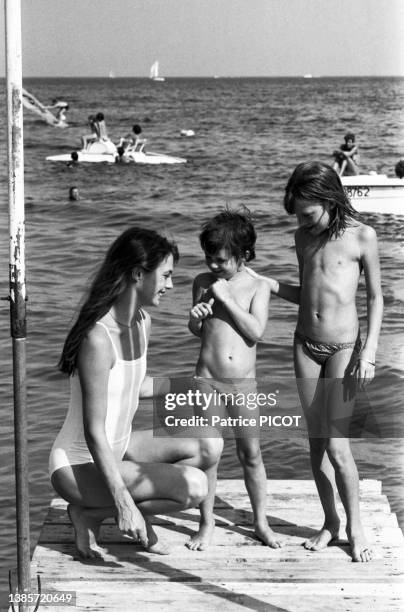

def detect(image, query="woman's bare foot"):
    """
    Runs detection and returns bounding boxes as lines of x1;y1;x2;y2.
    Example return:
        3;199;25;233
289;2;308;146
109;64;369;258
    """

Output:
255;524;283;548
143;518;170;555
186;518;215;551
347;525;373;562
67;504;105;559
303;522;340;551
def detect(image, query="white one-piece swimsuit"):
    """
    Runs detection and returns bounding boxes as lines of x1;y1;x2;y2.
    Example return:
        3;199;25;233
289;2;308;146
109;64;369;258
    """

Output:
49;314;147;477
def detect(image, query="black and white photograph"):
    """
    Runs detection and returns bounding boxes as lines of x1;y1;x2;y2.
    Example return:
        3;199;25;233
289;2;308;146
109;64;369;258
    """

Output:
1;1;403;610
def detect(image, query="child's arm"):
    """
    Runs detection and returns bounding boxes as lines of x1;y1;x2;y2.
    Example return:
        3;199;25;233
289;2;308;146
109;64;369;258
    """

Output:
244;267;301;304
343;145;358;159
188;277;214;337
357;225;383;383
211;278;269;342
245;233;303;305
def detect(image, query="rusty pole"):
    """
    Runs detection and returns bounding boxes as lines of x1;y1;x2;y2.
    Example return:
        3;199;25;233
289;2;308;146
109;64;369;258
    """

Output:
4;0;31;607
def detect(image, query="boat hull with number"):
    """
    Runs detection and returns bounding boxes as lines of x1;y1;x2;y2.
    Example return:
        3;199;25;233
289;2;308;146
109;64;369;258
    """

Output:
342;175;404;215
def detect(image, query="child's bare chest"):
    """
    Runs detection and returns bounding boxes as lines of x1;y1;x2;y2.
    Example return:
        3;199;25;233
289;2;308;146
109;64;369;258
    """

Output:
302;237;360;277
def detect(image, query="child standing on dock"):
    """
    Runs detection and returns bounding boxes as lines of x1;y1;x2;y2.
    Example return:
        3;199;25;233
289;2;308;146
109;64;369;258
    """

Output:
251;161;383;562
187;208;282;551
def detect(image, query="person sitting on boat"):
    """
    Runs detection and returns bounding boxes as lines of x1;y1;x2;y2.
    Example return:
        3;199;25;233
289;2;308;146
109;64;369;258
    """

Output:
332;132;360;177
119;124;147;153
94;112;109;141
395;160;404;179
81;115;98;150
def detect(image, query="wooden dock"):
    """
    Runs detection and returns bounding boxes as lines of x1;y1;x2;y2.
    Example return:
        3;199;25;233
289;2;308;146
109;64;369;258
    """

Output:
31;480;403;611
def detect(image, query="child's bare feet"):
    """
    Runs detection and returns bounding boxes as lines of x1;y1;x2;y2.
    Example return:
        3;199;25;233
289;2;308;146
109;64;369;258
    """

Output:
303;522;340;551
255;524;283;548
143;517;170;555
186;518;215;551
347;525;373;562
67;504;105;559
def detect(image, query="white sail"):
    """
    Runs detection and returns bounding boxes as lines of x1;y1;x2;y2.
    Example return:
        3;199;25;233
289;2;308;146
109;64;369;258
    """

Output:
150;60;165;81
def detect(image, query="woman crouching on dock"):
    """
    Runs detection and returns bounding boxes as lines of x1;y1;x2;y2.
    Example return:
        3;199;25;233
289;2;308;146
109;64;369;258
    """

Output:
49;227;222;558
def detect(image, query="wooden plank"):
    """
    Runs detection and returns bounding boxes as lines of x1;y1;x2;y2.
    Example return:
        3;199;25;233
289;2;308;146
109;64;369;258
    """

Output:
32;538;404;562
32;544;404;581
40;579;404;597
36;523;404;551
214;479;383;495
33;587;404;612
40;507;399;531
45;497;393;520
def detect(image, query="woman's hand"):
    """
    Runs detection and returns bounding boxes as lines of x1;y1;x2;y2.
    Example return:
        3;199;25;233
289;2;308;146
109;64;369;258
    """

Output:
115;489;148;546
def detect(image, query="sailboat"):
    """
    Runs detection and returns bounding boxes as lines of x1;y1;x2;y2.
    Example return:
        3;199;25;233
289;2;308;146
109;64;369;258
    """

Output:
150;60;165;82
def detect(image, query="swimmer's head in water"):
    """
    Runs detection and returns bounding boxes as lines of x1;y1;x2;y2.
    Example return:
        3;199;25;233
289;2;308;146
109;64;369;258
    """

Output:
59;226;179;375
395;160;404;179
69;186;79;201
283;161;359;239
200;207;256;264
132;124;142;135
117;146;125;156
70;151;79;161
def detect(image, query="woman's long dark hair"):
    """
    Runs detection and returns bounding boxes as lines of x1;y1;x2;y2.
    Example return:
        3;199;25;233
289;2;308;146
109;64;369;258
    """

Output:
283;161;360;239
59;227;179;375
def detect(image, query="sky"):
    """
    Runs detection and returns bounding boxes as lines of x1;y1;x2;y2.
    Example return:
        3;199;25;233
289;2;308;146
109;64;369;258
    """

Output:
0;0;403;78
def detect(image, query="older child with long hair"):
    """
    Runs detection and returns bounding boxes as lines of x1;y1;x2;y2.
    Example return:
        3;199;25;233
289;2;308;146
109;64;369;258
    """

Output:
50;227;222;558
252;162;383;562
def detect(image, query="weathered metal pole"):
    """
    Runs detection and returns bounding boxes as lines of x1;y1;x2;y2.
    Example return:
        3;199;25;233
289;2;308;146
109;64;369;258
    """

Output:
4;0;31;608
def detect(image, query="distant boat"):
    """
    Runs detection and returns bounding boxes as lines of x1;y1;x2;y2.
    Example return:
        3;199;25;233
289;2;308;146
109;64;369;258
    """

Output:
341;174;404;215
303;73;313;79
46;141;186;165
150;61;165;82
109;70;115;78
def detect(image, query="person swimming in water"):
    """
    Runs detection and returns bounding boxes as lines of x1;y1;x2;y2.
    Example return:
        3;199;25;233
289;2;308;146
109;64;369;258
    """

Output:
395;160;404;179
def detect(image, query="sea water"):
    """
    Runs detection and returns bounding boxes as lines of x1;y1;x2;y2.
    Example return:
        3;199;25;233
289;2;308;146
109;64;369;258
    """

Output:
0;77;403;601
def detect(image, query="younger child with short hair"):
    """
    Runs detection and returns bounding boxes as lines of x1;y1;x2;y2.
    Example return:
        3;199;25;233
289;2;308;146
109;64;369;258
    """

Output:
187;207;282;551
